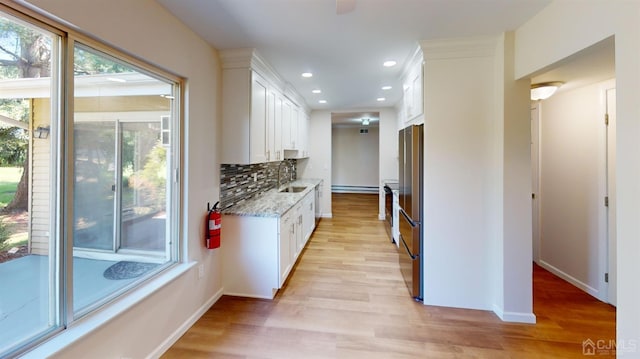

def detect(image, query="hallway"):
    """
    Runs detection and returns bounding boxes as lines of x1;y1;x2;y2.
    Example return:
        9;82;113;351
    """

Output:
163;193;615;358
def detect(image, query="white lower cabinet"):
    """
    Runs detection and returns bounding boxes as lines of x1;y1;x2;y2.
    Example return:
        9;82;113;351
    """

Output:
302;191;315;244
279;209;293;287
222;188;318;299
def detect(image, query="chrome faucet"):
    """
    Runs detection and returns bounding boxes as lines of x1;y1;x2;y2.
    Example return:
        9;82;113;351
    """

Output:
276;160;296;190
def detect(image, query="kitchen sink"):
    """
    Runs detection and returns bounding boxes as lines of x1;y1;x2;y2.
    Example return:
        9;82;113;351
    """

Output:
278;186;307;193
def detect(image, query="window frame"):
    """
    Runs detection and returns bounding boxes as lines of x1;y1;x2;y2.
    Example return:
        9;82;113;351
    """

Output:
0;2;185;357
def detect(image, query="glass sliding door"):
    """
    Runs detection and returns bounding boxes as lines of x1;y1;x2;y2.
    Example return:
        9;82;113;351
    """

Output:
72;43;175;315
119;121;166;253
73;121;116;251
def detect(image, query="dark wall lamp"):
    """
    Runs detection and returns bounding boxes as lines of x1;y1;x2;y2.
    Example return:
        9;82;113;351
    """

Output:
33;126;50;139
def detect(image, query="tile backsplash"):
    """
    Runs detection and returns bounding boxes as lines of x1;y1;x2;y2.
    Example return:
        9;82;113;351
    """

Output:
220;160;297;210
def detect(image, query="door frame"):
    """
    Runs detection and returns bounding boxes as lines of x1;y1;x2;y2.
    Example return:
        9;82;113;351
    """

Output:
73;111;169;264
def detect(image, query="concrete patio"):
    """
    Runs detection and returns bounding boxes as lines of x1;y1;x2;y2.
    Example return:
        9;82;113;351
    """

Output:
0;255;149;351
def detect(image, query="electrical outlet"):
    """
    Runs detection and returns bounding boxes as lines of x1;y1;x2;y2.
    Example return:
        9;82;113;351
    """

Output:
198;264;204;279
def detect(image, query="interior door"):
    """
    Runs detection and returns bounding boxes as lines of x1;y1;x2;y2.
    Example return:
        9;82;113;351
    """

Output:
606;88;616;306
531;104;540;263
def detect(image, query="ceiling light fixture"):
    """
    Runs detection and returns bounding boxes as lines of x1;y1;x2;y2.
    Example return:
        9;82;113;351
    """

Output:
381;86;392;90
318;100;327;104
312;89;322;94
301;72;313;78
531;81;564;101
376;97;386;102
361;118;370;126
383;60;397;67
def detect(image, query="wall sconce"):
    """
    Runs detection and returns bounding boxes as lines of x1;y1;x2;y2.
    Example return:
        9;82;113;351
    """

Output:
531;81;564;101
33;126;50;139
361;118;370;126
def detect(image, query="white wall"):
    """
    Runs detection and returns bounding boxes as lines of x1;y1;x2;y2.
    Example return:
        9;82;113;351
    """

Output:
299;110;332;218
378;108;399;219
421;37;497;311
515;0;640;347
537;79;613;301
417;35;534;323
493;32;534;323
19;0;223;357
331;126;379;188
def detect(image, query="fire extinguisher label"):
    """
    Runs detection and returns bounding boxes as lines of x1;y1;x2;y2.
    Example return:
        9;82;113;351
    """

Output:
209;220;221;230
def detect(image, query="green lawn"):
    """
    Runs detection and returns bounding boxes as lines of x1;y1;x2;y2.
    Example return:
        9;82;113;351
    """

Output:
0;167;22;207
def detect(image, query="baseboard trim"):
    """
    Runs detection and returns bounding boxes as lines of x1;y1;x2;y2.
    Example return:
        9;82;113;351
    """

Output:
149;287;224;358
537;260;602;300
493;304;536;324
331;185;378;194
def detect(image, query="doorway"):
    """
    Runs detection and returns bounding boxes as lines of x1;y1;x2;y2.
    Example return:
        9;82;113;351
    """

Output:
530;37;616;305
330;112;380;194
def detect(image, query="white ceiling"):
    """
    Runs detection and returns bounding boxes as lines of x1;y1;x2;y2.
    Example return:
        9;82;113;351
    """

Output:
156;0;553;111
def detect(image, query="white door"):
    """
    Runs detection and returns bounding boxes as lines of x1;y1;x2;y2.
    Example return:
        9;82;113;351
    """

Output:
531;104;540;263
606;88;617;306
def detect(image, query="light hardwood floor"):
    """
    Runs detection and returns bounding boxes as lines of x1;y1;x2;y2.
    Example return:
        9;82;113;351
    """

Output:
163;193;616;358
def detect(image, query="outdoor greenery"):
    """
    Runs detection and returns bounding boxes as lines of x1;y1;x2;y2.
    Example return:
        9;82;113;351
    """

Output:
0;220;11;249
0;166;20;249
0;166;20;207
74;46;131;75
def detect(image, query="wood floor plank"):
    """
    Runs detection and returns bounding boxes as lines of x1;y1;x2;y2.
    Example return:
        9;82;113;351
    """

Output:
162;193;615;358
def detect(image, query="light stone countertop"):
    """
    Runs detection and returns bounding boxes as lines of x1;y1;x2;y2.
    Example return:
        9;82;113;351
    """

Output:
222;179;323;217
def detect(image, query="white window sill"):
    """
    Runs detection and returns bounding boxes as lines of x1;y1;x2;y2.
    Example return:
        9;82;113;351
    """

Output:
20;262;196;359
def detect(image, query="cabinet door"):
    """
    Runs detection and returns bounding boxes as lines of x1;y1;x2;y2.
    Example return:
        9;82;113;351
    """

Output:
250;72;268;163
266;88;279;161
290;106;299;150
272;90;283;161
302;191;314;243
403;79;414;121
279;212;292;287
281;98;292;150
411;65;423;118
298;112;308;157
296;213;304;256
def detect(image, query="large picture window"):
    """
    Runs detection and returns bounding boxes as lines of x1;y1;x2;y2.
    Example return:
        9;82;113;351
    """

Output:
0;6;181;357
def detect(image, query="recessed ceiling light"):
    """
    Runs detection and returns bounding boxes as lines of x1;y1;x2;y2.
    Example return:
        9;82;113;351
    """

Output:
383;60;397;67
377;97;386;102
318;100;327;104
381;86;392;90
302;72;313;78
312;89;322;94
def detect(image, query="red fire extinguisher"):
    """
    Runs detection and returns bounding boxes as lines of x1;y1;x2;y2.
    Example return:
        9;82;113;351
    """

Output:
206;201;221;249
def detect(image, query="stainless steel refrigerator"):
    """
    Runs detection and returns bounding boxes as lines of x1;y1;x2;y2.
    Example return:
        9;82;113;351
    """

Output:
398;124;423;301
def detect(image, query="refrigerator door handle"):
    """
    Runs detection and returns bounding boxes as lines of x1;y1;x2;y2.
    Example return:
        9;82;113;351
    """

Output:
400;236;419;260
400;208;420;227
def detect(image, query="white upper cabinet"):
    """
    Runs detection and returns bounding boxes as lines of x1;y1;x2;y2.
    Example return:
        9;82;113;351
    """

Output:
267;88;282;161
220;48;310;164
298;112;309;158
250;71;269;163
401;46;424;124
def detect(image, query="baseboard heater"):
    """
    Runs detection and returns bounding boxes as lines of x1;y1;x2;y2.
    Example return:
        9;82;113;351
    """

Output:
331;185;379;194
